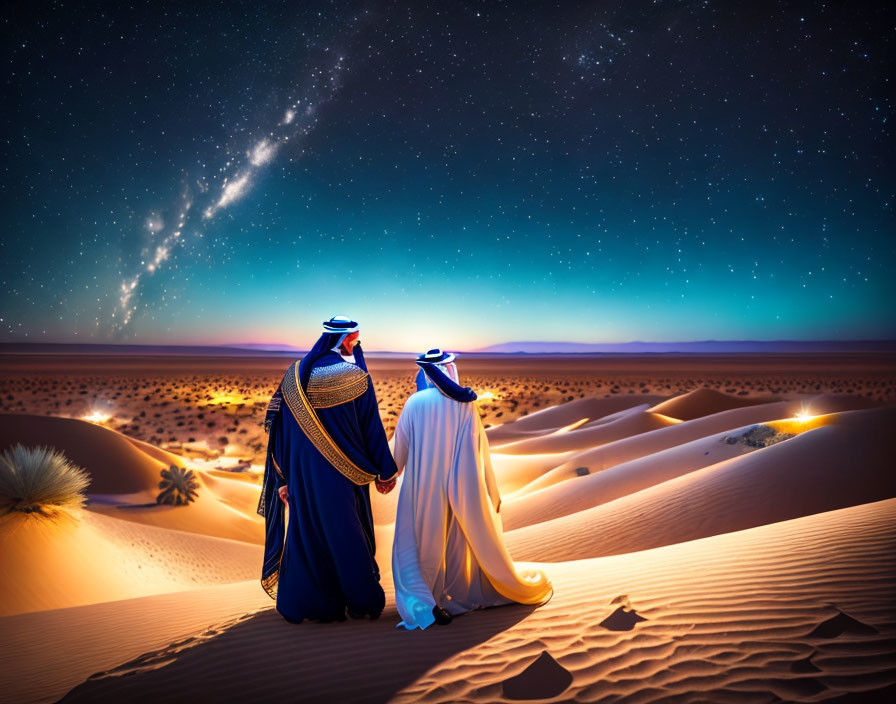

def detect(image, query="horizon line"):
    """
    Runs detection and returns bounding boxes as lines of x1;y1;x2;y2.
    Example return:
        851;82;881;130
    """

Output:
1;339;895;357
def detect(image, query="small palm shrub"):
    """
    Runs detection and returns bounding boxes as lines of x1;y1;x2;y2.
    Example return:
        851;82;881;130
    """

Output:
156;465;199;505
0;444;90;517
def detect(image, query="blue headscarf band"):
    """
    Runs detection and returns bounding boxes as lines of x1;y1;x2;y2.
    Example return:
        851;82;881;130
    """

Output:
415;361;477;403
299;317;367;390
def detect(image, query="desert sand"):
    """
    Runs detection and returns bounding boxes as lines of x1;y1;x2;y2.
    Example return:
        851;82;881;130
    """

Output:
1;352;894;703
1;351;893;467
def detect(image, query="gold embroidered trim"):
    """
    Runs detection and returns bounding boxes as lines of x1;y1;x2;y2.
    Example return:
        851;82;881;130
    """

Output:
306;362;369;408
271;452;284;480
281;361;376;486
261;569;279;600
261;445;285;600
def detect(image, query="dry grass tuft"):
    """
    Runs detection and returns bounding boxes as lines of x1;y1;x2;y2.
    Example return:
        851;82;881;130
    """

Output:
0;444;90;517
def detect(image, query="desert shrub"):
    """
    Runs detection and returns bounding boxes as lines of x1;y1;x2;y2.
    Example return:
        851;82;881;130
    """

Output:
0;444;90;516
723;425;795;448
156;465;199;505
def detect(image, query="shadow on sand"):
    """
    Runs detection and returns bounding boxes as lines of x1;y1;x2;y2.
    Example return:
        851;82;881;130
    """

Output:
61;604;537;703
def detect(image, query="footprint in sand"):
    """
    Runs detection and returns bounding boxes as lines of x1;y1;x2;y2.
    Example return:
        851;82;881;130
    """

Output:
598;594;647;631
599;606;647;631
600;596;647;631
502;651;573;701
808;608;879;639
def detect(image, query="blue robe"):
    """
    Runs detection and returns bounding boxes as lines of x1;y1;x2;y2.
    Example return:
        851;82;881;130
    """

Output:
259;350;398;622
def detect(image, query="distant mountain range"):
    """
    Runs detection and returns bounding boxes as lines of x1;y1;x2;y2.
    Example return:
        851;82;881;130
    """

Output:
1;340;893;356
473;340;896;354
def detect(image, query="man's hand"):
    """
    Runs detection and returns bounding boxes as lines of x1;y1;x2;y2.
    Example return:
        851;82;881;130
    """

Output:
278;485;289;506
374;476;397;495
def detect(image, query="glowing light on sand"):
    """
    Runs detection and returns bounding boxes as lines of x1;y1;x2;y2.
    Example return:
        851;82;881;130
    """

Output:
83;411;112;424
206;394;245;406
652;412;685;425
565;418;589;432
549;418;590;436
477;391;498;402
794;402;815;422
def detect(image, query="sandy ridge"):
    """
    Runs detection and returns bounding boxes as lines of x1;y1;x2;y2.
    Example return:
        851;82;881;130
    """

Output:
55;498;896;704
505;407;896;562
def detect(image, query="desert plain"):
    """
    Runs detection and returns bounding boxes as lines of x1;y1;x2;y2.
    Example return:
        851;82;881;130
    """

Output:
1;350;895;703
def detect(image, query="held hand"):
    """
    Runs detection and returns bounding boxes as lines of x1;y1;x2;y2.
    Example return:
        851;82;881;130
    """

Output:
375;476;397;495
278;485;289;506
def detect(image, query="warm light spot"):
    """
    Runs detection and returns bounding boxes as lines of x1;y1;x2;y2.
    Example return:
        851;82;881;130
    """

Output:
768;413;837;435
477;390;497;402
550;418;590;435
650;412;684;425
566;418;589;432
83;411;112;424
205;394;245;406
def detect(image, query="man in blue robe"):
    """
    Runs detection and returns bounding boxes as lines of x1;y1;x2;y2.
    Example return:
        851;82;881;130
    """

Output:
257;316;398;623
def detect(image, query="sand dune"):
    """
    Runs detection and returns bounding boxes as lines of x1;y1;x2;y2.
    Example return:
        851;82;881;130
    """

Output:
0;580;269;704
578;401;660;428
398;497;896;704
88;469;266;544
500;402;880;531
487;395;667;445
491;409;678;455
514;401;799;486
55;498;896;704
489;451;578;495
501;422;760;530
648;387;778;420
506;407;896;562
0;414;182;494
2;353;894;704
513;393;878;494
0;509;262;616
0;412;265;544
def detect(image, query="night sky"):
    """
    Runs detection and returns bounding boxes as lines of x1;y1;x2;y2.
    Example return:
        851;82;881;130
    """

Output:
2;1;893;351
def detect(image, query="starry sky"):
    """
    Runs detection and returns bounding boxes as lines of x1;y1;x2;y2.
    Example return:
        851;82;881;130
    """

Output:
2;0;893;351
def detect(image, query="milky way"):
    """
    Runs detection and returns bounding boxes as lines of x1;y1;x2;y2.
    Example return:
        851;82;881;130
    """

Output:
116;51;348;329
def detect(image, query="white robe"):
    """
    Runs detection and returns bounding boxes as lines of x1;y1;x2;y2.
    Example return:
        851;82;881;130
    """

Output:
392;386;552;630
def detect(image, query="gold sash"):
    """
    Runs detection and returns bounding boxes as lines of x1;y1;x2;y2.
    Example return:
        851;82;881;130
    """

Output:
280;361;377;485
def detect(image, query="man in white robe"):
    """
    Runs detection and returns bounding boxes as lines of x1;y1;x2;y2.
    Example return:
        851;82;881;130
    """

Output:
391;349;552;630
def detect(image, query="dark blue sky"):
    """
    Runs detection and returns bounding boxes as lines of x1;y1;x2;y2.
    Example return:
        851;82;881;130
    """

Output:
2;1;893;351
